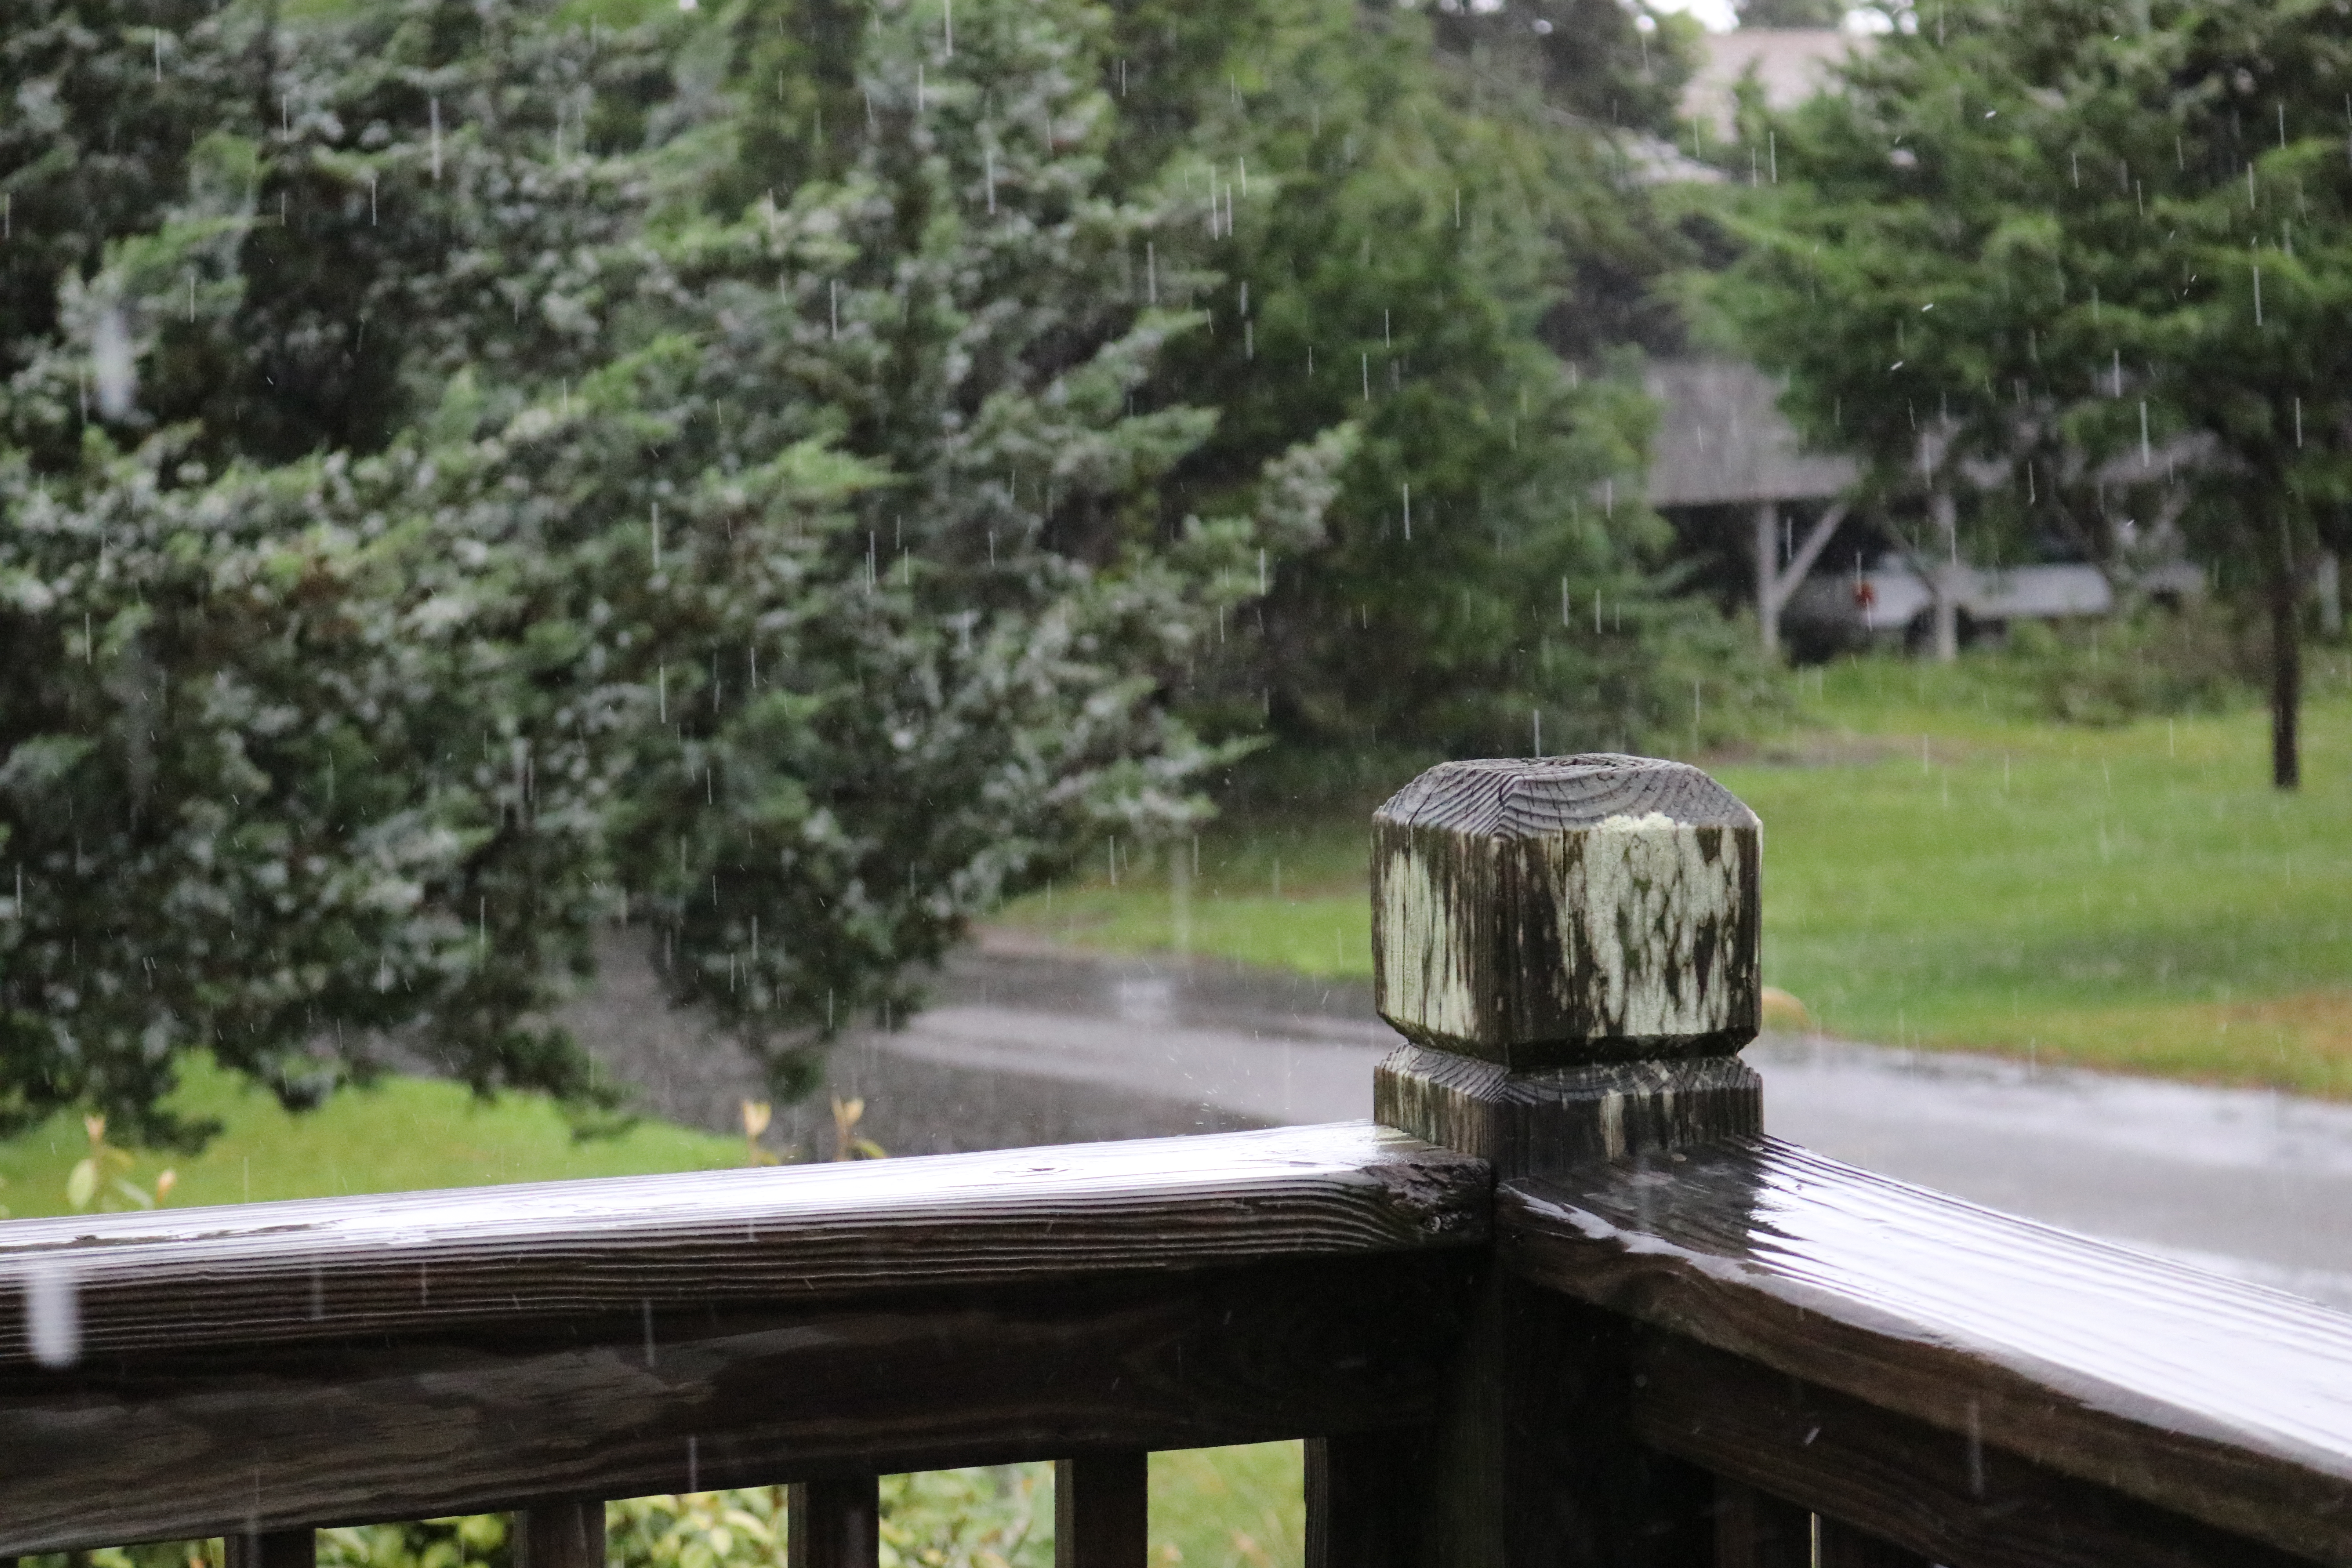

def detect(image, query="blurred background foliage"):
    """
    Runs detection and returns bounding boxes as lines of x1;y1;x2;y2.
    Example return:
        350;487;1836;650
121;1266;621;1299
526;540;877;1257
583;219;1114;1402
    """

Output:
0;0;1749;1138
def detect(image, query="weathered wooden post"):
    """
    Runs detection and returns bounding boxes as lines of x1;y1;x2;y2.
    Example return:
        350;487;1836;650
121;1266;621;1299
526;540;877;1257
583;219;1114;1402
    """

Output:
1316;754;1764;1568
1372;754;1762;1175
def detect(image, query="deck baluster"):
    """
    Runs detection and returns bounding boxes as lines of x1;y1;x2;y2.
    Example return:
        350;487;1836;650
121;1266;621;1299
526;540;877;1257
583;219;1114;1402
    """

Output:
789;1478;879;1568
1054;1452;1147;1568
224;1532;314;1568
519;1502;606;1568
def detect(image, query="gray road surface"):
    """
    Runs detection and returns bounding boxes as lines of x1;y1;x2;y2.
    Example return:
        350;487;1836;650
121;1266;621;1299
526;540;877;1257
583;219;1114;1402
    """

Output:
563;934;2352;1312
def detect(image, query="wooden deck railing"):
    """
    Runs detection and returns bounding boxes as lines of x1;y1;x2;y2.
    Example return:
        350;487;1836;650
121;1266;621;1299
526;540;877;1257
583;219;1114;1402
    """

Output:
4;755;2350;1568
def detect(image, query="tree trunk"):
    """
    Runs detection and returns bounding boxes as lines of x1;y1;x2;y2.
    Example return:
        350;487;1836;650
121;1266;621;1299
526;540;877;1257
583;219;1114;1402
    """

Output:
1930;567;1961;664
2270;564;2302;791
1929;493;1960;665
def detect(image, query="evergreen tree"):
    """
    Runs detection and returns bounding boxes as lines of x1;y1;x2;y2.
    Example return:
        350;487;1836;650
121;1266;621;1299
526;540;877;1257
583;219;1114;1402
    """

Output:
1127;0;1768;773
0;0;1292;1141
1707;0;2352;788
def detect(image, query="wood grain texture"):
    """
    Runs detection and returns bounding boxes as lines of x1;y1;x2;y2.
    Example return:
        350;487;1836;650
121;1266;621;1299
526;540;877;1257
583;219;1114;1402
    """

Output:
789;1479;878;1568
1373;756;1760;1067
1501;1137;2352;1563
0;1123;1485;1370
1651;1341;2297;1568
0;1252;1477;1555
1375;1044;1760;1179
519;1503;605;1568
1054;1452;1147;1568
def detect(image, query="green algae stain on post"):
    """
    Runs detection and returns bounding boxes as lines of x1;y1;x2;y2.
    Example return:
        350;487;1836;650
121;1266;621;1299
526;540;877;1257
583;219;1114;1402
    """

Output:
1372;755;1762;1071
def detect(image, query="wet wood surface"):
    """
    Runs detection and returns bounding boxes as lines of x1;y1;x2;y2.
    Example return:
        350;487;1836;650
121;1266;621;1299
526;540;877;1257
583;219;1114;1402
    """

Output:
0;1251;1477;1554
1372;755;1760;1068
1502;1136;2352;1563
1374;1044;1760;1178
0;1123;1485;1369
1657;1337;2304;1568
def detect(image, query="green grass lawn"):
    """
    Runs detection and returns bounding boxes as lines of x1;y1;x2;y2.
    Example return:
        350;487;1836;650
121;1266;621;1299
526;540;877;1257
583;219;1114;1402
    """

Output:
0;1054;743;1222
997;650;2352;1096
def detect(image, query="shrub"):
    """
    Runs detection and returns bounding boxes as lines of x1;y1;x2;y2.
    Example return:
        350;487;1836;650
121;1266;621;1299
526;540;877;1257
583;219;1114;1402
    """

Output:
2003;603;2261;727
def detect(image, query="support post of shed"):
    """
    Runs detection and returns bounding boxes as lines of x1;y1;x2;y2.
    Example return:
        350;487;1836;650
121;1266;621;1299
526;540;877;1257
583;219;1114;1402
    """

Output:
1756;501;1782;656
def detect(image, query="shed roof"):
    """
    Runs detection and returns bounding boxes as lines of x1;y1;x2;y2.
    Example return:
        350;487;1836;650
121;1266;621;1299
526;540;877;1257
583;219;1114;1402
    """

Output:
1642;359;1857;507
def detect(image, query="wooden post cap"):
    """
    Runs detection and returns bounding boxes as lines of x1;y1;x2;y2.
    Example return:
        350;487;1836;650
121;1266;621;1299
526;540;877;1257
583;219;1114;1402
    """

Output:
1372;754;1760;1069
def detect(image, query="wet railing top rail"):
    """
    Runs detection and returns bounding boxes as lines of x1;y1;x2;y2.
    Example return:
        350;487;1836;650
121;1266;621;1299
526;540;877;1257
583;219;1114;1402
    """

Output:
0;1122;1488;1368
1508;1135;2352;1564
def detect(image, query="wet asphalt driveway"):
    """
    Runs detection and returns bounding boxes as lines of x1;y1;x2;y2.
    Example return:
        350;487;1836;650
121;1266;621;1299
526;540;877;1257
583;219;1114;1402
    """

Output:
560;932;2352;1312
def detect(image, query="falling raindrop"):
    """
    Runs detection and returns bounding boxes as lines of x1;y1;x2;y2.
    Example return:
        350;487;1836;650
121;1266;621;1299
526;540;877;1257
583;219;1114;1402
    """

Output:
92;307;136;420
26;1261;79;1368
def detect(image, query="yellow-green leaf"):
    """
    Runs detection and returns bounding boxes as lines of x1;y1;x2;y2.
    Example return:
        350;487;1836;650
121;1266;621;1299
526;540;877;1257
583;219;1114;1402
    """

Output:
66;1157;100;1209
